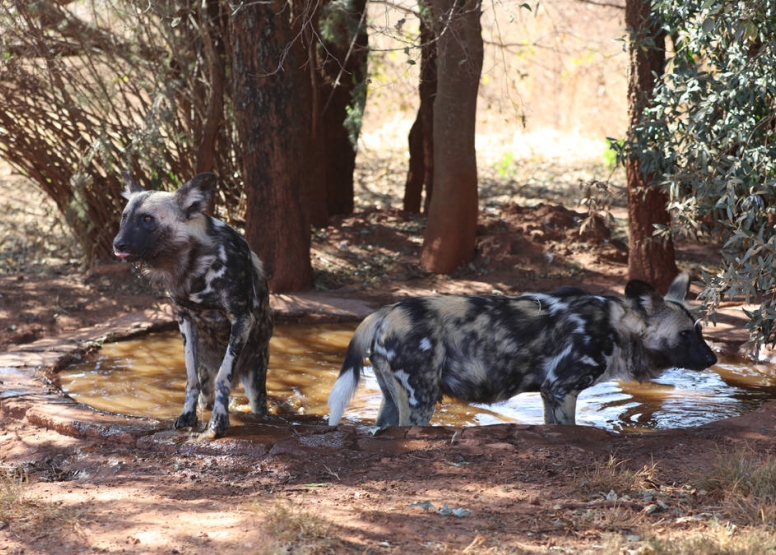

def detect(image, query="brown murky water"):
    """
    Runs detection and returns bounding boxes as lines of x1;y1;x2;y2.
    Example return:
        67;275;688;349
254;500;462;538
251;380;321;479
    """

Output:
58;324;776;433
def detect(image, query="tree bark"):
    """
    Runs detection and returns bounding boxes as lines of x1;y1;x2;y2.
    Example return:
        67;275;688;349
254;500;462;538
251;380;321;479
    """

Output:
194;0;226;177
420;0;483;273
403;9;436;214
292;0;328;227
319;0;369;217
625;0;677;293
231;2;313;292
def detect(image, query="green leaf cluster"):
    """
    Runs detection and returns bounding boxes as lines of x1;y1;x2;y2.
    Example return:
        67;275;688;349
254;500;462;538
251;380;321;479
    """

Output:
632;0;776;350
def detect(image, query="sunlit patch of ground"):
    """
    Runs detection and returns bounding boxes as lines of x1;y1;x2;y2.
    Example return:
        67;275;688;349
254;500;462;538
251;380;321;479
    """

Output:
0;163;80;276
354;119;626;213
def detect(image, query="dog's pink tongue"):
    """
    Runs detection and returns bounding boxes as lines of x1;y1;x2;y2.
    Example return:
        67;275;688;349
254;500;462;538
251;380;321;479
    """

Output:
114;251;130;259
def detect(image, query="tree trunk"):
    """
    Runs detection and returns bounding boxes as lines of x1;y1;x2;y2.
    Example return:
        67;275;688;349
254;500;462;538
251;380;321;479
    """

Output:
420;0;483;273
626;0;677;293
319;0;369;217
231;2;313;292
403;10;436;214
194;0;226;177
404;118;425;213
292;0;328;228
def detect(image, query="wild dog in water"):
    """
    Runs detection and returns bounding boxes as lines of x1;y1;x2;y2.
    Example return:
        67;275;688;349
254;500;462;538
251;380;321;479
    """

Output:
328;274;717;427
113;173;273;438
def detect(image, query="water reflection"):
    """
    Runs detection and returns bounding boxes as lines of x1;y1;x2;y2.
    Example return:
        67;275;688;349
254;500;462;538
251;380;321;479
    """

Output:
58;324;776;433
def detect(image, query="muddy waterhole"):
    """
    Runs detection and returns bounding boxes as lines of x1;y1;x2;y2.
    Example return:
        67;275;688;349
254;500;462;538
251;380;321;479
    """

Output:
57;323;776;434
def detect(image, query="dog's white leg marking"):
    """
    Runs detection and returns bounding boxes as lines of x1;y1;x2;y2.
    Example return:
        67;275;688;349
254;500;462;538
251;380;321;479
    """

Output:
175;314;201;428
394;370;418;407
382;370;429;426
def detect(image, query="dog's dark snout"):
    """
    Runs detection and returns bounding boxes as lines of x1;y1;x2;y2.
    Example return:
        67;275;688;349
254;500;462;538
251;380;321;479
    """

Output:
113;235;130;259
706;350;718;367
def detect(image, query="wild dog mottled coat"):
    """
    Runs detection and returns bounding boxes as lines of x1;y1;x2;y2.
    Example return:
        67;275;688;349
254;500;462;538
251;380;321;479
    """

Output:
113;173;273;438
328;274;717;427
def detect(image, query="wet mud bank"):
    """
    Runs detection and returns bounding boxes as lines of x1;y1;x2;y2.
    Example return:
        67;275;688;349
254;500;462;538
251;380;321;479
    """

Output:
1;291;775;461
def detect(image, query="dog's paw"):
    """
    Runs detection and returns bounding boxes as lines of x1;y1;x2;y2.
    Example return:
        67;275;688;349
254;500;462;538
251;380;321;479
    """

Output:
196;428;219;443
173;411;198;429
371;424;392;436
205;412;229;438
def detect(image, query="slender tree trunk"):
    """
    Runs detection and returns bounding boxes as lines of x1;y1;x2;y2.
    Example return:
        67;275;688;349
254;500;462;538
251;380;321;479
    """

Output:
293;0;328;227
404;9;436;214
626;0;677;293
420;0;483;273
194;0;226;176
231;2;313;292
320;0;369;217
404;117;425;213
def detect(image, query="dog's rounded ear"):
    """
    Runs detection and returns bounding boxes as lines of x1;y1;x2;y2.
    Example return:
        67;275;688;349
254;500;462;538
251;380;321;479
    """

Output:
120;172;145;199
175;173;217;218
665;272;690;303
625;279;663;315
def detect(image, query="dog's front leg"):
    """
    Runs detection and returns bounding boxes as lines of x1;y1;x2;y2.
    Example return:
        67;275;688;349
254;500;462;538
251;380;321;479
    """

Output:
174;312;201;429
540;382;578;425
203;313;254;438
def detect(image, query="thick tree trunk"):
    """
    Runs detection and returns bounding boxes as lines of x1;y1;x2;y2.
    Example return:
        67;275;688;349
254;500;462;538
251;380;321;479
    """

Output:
626;0;677;293
231;2;313;292
420;0;483;273
403;11;436;214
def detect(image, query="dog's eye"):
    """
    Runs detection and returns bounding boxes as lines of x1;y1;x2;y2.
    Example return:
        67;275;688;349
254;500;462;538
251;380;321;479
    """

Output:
142;215;154;224
680;329;692;338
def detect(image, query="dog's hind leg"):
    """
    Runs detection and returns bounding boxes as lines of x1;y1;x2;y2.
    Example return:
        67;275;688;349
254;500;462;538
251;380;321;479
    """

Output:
375;396;400;428
198;364;215;409
539;386;578;425
240;348;269;417
373;358;437;427
373;359;403;427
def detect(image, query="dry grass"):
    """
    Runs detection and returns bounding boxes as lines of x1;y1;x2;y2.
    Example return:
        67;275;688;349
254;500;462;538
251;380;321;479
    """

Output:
0;466;28;523
565;450;776;554
578;455;659;497
697;448;776;526
0;465;87;540
247;500;343;555
638;523;776;555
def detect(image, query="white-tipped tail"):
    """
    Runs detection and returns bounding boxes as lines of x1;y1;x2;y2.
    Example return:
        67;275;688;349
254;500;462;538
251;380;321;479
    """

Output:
327;310;386;426
327;368;360;425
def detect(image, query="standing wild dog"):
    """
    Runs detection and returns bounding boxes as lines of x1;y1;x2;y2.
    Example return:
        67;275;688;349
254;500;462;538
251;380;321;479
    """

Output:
328;274;717;427
113;172;273;438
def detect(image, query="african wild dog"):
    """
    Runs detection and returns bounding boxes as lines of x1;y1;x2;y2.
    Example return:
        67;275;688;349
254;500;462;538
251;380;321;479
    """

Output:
113;172;273;438
328;273;717;427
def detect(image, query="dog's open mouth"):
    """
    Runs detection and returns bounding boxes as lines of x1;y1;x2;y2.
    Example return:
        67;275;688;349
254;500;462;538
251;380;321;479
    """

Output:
113;250;138;262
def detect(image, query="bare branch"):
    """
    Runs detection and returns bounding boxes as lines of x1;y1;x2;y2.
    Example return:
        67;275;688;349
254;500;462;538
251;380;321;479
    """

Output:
576;0;625;10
